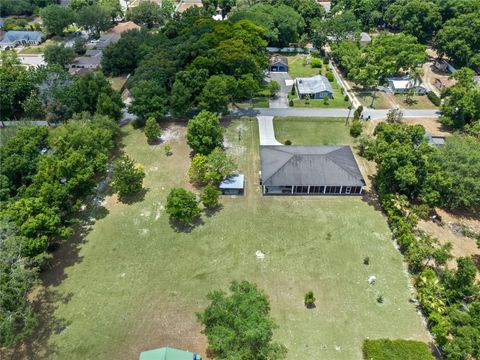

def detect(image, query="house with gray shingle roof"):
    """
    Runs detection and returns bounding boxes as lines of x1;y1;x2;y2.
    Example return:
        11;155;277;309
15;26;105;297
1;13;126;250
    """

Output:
0;31;43;49
260;145;365;195
295;75;333;99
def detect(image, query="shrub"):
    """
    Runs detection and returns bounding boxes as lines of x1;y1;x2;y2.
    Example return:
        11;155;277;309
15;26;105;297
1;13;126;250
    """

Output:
323;95;329;105
166;187;201;224
201;184;221;208
311;58;322;68
304;291;316;308
362;339;434;360
163;144;172;156
350;120;363;138
411;204;431;220
363;256;370;265
427;91;441;106
144;117;161;143
291;86;295;95
344;95;349;101
325;72;334;82
323;56;329;65
376;295;384;303
112;155;145;198
289;99;294;107
284;140;292;145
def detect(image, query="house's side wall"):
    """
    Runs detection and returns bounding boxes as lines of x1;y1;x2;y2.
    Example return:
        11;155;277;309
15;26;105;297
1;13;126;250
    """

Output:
313;91;333;99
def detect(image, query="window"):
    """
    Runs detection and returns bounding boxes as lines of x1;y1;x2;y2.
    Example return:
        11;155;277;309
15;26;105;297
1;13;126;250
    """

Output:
294;186;308;194
345;187;351;194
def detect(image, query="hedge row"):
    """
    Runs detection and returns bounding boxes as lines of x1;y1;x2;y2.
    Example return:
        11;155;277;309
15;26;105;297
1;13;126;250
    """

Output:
363;339;433;360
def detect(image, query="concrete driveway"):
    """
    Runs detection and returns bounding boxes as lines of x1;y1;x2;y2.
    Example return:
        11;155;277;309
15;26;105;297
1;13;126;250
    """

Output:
257;116;281;145
268;72;293;109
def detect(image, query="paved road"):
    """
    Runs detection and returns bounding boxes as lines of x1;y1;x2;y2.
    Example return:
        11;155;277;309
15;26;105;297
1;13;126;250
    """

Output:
231;108;441;119
268;72;293;108
257;116;281;145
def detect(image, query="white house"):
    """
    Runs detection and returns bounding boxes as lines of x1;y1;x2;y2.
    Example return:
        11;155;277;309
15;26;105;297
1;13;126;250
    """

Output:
387;77;427;95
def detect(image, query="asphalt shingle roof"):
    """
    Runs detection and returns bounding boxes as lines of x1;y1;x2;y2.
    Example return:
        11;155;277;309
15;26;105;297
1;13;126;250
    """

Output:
260;145;365;186
296;75;333;95
1;31;43;44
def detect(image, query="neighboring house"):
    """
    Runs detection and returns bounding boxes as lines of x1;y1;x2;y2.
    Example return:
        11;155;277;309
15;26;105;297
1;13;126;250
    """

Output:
176;0;203;13
386;77;427;95
295;75;333;99
109;21;140;35
260;145;365;195
0;31;43;49
219;174;245;195
269;55;288;72
359;32;371;46
425;132;446;146
139;347;202;360
70;49;102;70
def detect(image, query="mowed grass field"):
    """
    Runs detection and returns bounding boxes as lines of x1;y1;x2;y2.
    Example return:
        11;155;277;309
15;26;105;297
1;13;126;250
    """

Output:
40;118;429;360
274;117;353;145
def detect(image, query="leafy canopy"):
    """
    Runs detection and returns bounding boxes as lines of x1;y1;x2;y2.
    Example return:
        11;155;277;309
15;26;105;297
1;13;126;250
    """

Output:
197;281;287;360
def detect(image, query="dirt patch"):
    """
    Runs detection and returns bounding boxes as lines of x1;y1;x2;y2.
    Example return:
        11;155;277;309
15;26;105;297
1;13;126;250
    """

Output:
417;208;480;279
402;118;452;137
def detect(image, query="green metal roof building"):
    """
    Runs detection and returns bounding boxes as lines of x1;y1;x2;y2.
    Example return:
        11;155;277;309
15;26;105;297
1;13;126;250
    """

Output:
139;347;202;360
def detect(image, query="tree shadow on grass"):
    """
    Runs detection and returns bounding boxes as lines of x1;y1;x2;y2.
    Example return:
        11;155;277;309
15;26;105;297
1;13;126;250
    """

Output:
13;288;74;360
118;188;149;205
168;216;204;233
204;204;224;218
360;181;383;212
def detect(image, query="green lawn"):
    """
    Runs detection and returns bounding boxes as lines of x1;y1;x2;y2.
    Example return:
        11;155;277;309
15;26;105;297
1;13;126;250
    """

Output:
233;97;269;109
39;119;429;360
19;39;57;54
394;94;439;110
287;54;320;78
354;90;392;109
274;117;353;145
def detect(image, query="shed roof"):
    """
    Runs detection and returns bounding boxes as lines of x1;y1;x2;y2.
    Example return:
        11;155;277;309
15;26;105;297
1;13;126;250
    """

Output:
296;75;333;95
1;31;43;44
270;54;288;66
139;347;200;360
260;145;365;186
219;174;244;189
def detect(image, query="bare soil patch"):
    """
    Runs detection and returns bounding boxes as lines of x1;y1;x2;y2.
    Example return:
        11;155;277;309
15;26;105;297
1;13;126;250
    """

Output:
417;208;480;279
403;118;452;137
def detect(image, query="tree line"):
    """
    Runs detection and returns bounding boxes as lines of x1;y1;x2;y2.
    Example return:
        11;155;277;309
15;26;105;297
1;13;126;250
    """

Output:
329;0;480;71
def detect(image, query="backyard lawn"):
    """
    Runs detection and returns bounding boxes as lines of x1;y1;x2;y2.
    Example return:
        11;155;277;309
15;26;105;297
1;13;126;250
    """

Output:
274;117;353;145
36;119;429;360
287;54;320;78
